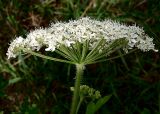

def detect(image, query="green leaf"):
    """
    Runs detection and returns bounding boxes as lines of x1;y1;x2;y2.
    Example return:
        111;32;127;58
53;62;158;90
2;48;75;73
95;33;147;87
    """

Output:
8;77;21;85
85;102;96;114
94;94;112;113
86;95;112;114
140;108;150;114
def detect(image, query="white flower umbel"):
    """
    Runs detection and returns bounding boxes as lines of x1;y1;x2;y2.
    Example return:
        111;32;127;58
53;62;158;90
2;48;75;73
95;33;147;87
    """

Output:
7;17;157;63
7;17;158;114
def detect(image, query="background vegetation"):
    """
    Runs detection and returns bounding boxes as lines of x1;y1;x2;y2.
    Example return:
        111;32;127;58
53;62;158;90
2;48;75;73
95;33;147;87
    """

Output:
0;0;160;114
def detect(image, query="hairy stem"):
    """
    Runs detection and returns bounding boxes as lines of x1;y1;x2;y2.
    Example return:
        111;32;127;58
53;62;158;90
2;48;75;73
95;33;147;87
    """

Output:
70;64;84;114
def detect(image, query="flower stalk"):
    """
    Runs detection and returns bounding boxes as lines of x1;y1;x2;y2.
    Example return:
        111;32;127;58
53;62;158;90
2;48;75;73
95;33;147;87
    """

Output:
70;64;84;114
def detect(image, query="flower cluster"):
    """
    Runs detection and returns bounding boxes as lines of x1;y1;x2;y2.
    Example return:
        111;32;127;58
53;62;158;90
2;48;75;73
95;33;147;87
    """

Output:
7;17;158;59
71;85;101;100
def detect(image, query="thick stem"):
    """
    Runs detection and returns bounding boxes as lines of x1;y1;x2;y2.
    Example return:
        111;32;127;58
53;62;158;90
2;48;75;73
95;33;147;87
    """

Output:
70;64;84;114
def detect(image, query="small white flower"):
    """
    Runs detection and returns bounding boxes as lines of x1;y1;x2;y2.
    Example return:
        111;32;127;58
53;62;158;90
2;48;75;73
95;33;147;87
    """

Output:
64;40;75;47
7;36;25;59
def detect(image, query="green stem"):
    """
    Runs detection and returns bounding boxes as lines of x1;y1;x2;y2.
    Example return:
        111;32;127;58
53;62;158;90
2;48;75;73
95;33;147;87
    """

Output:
118;50;129;71
70;64;84;114
76;97;84;114
86;49;137;65
25;50;75;64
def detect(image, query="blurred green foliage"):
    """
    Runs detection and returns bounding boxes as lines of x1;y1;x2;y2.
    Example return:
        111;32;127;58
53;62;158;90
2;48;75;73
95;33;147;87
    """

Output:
0;0;160;114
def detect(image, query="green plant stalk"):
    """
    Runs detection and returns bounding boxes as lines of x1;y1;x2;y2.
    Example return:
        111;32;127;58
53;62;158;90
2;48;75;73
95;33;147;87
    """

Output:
76;97;84;114
70;64;84;114
118;50;129;71
25;50;75;64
